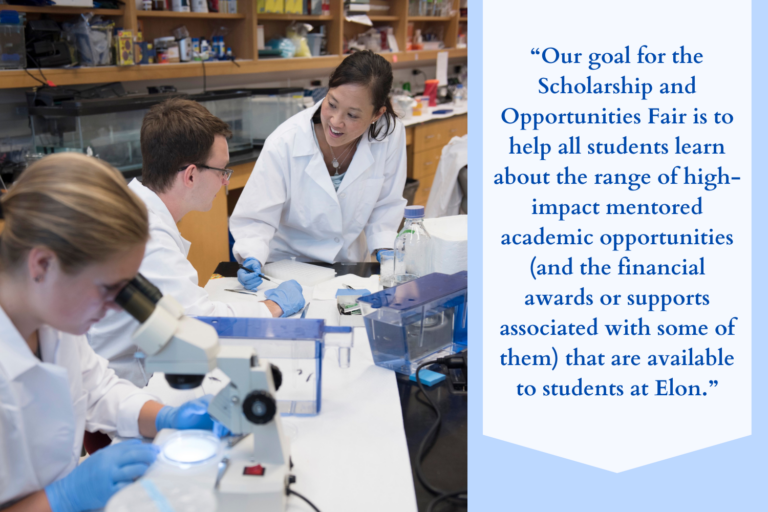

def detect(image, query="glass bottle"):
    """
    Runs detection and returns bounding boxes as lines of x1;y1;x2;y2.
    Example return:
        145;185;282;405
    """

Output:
393;205;433;285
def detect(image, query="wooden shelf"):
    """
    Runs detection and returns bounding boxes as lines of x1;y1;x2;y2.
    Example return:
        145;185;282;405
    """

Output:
0;47;468;89
407;16;455;22
137;11;245;20
256;14;333;21
0;1;468;89
460;17;467;22
0;5;124;16
368;15;400;21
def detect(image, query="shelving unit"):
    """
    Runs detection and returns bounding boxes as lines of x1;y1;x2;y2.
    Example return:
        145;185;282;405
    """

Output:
0;0;467;89
136;11;246;19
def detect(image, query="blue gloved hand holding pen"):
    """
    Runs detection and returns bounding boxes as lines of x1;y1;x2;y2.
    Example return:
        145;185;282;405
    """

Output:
237;257;263;290
265;280;305;317
45;439;158;512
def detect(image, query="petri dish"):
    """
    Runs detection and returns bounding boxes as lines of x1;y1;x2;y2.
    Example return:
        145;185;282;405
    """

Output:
160;430;221;466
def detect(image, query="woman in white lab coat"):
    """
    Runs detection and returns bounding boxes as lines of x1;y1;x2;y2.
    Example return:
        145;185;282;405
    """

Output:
230;51;407;284
0;154;221;511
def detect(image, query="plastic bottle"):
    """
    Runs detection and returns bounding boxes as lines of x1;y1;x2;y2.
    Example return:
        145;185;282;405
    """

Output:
393;205;433;284
200;38;211;60
453;83;465;107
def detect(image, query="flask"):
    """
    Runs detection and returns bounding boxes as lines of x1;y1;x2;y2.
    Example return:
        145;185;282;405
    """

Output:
393;205;432;284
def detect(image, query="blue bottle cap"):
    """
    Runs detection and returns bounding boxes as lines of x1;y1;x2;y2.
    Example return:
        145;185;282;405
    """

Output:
404;205;425;218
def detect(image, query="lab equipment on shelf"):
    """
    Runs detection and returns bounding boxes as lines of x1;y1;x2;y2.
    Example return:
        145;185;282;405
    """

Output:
28;93;184;173
188;89;254;154
248;88;305;145
394;205;433;285
0;11;25;70
359;271;468;376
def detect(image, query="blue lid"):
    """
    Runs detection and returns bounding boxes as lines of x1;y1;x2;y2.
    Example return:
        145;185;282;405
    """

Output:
196;317;324;340
404;205;425;219
358;272;467;311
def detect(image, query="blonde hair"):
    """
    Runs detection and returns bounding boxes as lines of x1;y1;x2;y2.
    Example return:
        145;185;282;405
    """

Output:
0;153;149;274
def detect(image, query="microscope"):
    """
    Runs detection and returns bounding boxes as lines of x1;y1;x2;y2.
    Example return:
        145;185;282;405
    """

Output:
115;275;291;510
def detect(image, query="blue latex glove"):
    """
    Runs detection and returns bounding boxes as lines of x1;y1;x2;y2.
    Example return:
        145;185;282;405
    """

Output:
155;395;230;437
237;257;263;291
265;280;305;317
45;439;158;512
375;249;393;263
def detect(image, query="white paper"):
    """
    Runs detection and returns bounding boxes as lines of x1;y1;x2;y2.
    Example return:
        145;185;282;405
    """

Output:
436;50;449;86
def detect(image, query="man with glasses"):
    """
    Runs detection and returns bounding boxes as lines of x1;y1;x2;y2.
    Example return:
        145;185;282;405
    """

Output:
88;98;305;388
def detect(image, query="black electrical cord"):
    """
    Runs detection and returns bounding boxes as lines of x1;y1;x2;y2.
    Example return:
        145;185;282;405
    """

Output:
287;488;322;512
23;66;47;87
427;490;468;512
414;357;468;509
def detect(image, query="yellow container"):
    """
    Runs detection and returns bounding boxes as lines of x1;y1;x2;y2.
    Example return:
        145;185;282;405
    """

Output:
284;0;303;14
265;0;284;13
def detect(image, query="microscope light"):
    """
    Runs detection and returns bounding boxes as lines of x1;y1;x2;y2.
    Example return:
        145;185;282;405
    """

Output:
161;430;221;466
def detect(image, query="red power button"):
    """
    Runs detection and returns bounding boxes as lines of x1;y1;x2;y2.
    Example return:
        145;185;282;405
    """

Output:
243;464;266;476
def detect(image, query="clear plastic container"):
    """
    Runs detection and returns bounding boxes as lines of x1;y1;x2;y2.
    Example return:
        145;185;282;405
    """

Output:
189;90;254;154
248;88;305;144
394;205;433;284
0;22;25;70
28;94;182;173
359;271;467;375
197;317;325;416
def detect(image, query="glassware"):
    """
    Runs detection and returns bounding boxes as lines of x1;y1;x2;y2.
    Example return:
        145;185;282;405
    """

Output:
393;205;433;284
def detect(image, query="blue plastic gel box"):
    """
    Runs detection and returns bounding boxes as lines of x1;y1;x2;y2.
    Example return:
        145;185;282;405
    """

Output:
359;271;468;376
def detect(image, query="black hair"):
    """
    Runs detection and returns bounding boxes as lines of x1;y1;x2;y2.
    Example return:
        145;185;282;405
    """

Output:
322;50;397;140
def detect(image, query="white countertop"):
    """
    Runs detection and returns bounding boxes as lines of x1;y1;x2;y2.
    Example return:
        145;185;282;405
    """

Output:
195;278;418;512
401;103;468;127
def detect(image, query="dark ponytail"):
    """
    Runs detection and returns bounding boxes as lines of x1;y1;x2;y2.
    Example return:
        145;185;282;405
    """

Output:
327;50;397;141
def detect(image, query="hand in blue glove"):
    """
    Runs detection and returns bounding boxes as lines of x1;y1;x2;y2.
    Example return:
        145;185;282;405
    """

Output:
45;439;158;512
265;279;305;317
237;257;263;291
155;395;230;437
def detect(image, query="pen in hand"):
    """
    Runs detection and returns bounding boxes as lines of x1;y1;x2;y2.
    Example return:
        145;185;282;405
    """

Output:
238;264;272;282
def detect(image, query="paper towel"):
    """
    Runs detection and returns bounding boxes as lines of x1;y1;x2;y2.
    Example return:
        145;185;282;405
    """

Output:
423;215;468;275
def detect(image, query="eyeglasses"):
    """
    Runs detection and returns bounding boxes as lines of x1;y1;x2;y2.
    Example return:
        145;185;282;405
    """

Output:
179;163;234;181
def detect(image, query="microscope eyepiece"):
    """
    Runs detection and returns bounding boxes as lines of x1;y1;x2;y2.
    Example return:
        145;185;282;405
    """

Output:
114;282;156;323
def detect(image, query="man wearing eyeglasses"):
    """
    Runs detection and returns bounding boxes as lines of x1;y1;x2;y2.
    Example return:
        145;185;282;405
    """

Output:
88;98;305;388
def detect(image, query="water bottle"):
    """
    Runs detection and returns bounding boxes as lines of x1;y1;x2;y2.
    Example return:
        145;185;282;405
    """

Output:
393;205;432;285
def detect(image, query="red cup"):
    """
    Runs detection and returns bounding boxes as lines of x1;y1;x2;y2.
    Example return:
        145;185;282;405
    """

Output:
424;79;439;107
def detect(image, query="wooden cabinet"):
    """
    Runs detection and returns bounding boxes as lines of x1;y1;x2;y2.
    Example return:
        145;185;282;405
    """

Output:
407;113;467;206
177;187;229;286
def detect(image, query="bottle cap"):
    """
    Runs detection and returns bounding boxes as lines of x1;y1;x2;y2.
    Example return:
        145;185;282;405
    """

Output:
404;205;425;218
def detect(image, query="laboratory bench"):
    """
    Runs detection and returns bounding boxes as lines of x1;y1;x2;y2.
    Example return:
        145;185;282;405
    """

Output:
213;261;468;512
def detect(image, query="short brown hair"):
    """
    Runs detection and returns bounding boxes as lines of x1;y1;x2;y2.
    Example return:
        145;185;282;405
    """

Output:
140;98;232;193
0;153;149;274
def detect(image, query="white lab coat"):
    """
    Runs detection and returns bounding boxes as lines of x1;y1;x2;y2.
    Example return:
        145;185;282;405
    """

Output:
0;305;156;508
88;180;271;387
231;100;408;264
425;135;468;218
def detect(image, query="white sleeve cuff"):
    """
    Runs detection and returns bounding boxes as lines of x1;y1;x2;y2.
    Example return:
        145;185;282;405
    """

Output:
116;392;159;438
367;231;399;253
